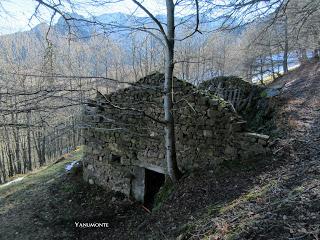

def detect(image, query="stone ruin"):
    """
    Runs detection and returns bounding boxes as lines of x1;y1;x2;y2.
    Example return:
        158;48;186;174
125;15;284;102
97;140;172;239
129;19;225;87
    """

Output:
82;73;271;205
198;76;263;112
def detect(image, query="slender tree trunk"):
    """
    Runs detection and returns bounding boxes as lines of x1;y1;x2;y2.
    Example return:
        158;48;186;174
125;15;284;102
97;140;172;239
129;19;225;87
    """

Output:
283;15;289;74
12;105;22;174
131;38;139;81
269;41;276;80
299;48;308;64
259;56;264;84
32;130;42;166
2;121;16;177
1;149;7;182
22;143;28;173
72;116;76;149
27;111;32;171
7;149;14;177
0;152;5;183
41;133;46;166
317;39;320;61
164;0;182;183
13;127;21;174
313;48;319;59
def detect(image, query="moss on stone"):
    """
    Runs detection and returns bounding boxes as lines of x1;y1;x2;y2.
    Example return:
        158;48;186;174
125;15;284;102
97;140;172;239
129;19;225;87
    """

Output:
153;179;174;211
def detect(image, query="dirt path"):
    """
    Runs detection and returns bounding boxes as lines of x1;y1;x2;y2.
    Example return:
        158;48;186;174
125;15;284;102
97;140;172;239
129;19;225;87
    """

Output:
272;61;320;139
236;61;320;239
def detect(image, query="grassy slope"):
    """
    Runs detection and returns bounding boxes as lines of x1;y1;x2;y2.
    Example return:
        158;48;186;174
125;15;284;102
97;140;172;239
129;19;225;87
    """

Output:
0;149;83;240
0;148;148;240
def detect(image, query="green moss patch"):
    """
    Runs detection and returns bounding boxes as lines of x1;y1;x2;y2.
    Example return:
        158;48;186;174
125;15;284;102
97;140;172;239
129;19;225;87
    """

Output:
153;179;174;211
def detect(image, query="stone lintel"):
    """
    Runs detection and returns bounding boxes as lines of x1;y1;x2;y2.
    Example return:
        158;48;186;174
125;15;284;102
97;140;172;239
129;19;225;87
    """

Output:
243;132;270;140
138;163;166;174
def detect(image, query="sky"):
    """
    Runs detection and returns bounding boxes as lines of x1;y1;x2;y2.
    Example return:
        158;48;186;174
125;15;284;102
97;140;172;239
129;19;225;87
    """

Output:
0;0;40;34
0;0;166;35
0;0;282;36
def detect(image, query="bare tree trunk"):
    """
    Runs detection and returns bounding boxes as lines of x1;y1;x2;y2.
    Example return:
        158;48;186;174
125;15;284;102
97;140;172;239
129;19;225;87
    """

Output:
299;48;308;64
283;15;289;74
6;148;14;177
33;131;41;167
316;38;320;60
12;99;22;174
313;48;319;59
0;149;7;182
22;141;28;173
2;121;16;177
72;116;76;149
41;132;46;165
269;40;276;80
131;37;139;81
259;56;264;84
27;111;32;171
164;0;182;183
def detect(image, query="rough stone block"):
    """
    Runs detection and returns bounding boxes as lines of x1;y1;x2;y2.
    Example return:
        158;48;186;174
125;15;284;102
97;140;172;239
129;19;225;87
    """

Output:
203;130;213;137
244;132;270;141
88;179;94;185
230;121;247;132
258;138;268;146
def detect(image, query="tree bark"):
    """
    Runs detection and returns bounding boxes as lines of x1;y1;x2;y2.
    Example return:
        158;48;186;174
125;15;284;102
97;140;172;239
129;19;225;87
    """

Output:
299;48;308;64
27;111;32;171
164;0;182;183
283;15;289;74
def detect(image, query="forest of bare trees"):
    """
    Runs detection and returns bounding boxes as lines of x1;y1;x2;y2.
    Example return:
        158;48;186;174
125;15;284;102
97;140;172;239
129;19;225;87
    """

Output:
0;0;319;183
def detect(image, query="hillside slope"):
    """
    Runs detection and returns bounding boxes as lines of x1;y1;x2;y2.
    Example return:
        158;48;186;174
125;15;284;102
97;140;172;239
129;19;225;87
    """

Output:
0;62;319;240
187;62;320;239
0;149;147;240
135;62;320;239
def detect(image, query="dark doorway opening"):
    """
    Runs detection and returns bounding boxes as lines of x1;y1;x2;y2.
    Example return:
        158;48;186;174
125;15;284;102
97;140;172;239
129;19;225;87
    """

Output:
110;154;121;163
144;169;165;209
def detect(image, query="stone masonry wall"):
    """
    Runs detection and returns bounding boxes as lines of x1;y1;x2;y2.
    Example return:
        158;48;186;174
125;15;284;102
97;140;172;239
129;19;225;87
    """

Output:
82;73;271;197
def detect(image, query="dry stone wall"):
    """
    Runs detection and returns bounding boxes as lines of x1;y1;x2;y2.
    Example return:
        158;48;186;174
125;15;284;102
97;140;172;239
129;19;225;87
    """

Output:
198;76;263;112
82;73;271;197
